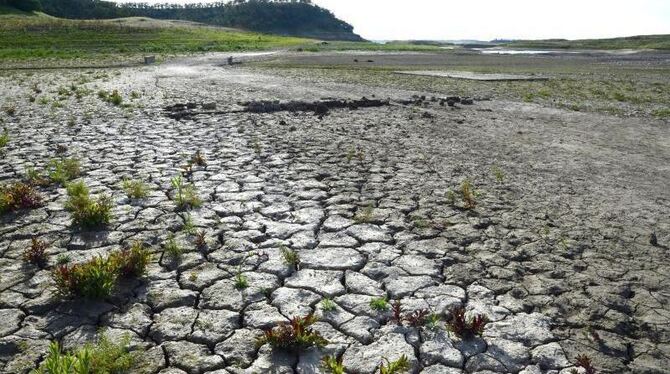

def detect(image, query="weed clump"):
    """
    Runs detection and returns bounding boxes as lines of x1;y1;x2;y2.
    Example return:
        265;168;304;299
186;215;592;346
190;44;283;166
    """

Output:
53;256;118;298
353;204;374;224
322;355;345;374
572;354;597;374
446;306;487;338
378;355;410;374
460;179;477;209
99;90;123;106
52;245;150;299
0;127;8;149
256;313;328;352
0;182;42;214
163;234;183;260
121;179;149;199
23;238;49;267
370;296;389;311
279;245;300;269
65;181;113;228
34;334;136;374
171;176;202;210
48;157;81;185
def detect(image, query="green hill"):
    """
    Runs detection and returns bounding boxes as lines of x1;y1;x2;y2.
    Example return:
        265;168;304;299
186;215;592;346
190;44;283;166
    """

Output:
0;13;310;60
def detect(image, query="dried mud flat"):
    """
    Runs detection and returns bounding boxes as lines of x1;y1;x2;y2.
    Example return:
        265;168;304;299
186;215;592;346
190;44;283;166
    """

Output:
0;52;669;374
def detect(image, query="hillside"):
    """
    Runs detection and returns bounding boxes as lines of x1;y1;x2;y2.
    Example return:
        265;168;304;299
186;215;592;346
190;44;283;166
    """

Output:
505;34;670;50
0;13;310;60
36;0;363;41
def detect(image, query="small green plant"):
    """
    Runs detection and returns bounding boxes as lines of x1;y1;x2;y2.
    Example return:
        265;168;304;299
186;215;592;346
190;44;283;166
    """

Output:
460;179;477;209
354;204;374;224
34;334;136;374
163;234;183;260
109;241;151;278
47;158;81;185
320;298;336;312
0;127;8;149
491;166;505;183
57;254;71;265
52;256;118;298
256;313;328;352
279;245;300;269
25;167;50;186
322;355;345;374
99;90;123;106
23;238;49;268
182;214;196;235
446;189;456;205
0;182;42;214
121;179;149;199
3;105;16;116
65;181;113;228
446;306;487;339
425;313;441;330
370;296;389;311
234;272;249;289
171;175;202;210
378;355;410;374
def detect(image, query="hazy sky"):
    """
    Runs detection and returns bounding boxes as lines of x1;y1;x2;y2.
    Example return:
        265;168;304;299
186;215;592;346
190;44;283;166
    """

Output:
111;0;670;40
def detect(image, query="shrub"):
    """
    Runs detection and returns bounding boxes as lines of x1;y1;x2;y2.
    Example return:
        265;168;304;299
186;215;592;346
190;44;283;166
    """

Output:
171;176;202;210
121;179;149;199
378;355;410;374
370;296;389;311
322;355;345;374
34;334;136;374
256;313;328;352
48;158;81;185
53;256;118;298
109;242;151;277
23;238;49;267
0;182;42;214
446;306;487;338
65;181;113;228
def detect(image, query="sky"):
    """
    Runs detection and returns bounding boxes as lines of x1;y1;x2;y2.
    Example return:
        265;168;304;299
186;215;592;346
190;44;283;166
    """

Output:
110;0;670;41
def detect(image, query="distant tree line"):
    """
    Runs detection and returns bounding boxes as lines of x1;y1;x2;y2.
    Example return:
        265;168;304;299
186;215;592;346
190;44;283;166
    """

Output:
30;0;358;39
1;0;42;12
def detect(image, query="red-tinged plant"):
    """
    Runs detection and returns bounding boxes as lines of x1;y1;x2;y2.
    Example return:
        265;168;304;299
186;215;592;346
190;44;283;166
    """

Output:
52;256;118;299
446;306;487;338
405;309;431;327
256;313;328;352
391;300;403;325
575;354;597;374
109;242;151;277
0;182;42;214
23;238;49;267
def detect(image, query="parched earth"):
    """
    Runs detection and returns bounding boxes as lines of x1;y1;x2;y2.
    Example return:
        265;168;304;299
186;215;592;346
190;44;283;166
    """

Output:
0;52;669;374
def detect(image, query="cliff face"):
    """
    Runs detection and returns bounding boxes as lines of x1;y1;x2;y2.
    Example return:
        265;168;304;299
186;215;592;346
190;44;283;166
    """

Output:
38;0;363;41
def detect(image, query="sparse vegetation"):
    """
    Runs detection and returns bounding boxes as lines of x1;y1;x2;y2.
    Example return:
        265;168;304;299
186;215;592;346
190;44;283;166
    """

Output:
377;355;410;374
23;237;49;267
64;181;113;228
52;256;118;298
0;181;42;214
190;150;207;167
109;241;151;278
163;234;183;260
34;334;137;374
171;175;202;210
0;127;9;149
572;354;597;374
320;298;336;312
234;271;249;289
354;204;374;223
194;230;207;249
370;296;390;311
460;179;477;209
446;306;488;339
98;89;123;106
47;157;81;185
491;165;505;183
121;179;149;199
322;355;345;374
279;245;300;269
256;313;328;352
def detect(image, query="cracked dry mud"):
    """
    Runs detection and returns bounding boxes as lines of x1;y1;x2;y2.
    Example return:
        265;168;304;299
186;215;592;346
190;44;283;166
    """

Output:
0;52;669;374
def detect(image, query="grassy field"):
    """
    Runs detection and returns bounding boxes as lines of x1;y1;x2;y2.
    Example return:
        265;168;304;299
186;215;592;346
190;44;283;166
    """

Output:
506;34;670;50
0;13;310;60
